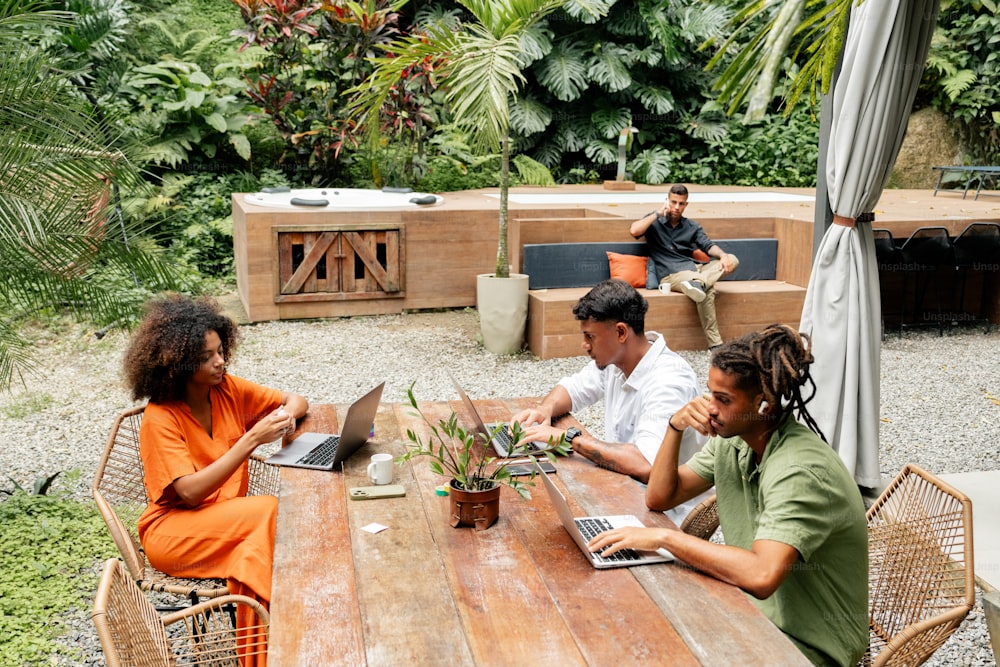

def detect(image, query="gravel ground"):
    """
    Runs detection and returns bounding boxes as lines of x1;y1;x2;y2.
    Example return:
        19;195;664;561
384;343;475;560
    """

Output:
1;308;996;665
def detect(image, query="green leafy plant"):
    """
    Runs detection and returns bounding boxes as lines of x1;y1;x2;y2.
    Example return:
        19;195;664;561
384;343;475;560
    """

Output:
0;472;62;497
120;58;253;166
921;0;1000;163
398;384;569;499
0;470;117;665
352;0;604;278
233;0;411;184
0;1;182;391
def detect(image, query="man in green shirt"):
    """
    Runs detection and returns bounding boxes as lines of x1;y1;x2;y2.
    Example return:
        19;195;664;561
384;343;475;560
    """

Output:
589;324;868;666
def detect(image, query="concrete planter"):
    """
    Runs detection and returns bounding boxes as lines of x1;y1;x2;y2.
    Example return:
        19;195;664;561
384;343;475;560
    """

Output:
476;273;528;355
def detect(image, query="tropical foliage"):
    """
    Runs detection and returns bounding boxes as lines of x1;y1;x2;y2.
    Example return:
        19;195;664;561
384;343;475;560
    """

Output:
351;0;605;277
921;0;1000;163
0;0;180;390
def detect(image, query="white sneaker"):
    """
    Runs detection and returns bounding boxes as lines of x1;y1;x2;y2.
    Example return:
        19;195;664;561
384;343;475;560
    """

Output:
679;280;707;303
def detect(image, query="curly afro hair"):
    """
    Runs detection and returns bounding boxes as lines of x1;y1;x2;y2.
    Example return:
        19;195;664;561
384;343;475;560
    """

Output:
123;294;240;404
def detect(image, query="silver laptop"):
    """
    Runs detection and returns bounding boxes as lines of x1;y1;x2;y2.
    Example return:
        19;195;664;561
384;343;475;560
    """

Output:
534;459;674;569
265;382;384;470
447;372;544;457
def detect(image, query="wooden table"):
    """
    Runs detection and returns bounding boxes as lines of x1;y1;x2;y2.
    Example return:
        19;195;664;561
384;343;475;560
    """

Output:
268;399;810;666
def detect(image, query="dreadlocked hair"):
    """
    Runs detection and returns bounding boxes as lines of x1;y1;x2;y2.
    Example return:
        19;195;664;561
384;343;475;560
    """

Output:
711;323;826;442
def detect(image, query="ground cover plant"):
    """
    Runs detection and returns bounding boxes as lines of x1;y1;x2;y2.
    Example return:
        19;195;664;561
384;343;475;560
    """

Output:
0;472;116;666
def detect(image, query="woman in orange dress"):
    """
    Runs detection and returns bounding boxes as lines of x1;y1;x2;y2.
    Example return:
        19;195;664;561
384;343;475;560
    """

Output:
123;294;308;666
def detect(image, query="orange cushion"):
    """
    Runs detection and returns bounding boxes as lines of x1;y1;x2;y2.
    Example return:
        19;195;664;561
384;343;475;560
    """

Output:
693;249;710;263
606;252;648;288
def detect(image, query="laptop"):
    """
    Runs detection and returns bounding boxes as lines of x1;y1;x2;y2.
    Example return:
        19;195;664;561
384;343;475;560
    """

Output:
534;459;674;569
265;382;385;470
448;372;544;457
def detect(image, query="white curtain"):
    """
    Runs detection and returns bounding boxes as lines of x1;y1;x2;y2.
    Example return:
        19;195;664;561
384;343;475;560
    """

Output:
800;0;939;488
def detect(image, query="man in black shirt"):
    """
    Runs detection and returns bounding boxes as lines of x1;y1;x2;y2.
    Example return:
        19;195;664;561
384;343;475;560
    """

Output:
630;184;738;349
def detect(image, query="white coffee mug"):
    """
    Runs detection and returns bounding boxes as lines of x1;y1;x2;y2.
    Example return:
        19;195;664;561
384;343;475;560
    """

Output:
367;453;394;485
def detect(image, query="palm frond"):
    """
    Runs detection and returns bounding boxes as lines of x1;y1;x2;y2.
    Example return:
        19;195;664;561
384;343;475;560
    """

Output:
0;2;182;389
707;0;851;119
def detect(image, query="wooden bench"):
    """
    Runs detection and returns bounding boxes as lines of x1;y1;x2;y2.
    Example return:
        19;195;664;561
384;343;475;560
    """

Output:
523;240;807;358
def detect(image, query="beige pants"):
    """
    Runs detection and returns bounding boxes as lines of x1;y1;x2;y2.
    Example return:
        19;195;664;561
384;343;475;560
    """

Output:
660;255;740;348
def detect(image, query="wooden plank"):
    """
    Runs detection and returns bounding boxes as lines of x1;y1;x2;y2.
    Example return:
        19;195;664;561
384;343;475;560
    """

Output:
469;400;699;666
396;401;589;667
342;403;473;666
281;231;337;295
509;402;810;666
269;406;365;666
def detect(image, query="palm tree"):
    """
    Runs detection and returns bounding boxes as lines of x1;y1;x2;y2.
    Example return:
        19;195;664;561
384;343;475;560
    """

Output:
351;0;605;278
0;0;178;390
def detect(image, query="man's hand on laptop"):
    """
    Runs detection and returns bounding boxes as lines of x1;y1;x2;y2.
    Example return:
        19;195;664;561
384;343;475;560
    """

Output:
510;406;552;430
516;423;569;453
588;526;673;558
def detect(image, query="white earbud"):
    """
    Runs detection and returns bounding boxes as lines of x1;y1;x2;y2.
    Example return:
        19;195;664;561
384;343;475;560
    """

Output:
758;400;769;415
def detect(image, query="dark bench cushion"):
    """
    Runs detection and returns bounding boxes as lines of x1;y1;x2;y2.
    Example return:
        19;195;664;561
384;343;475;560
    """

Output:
523;239;778;290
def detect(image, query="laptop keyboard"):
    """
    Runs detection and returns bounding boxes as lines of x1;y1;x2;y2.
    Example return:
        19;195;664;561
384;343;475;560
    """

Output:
575;517;642;563
295;435;341;466
489;423;541;457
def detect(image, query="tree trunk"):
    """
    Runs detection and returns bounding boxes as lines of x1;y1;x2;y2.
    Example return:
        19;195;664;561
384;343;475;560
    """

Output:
495;133;510;278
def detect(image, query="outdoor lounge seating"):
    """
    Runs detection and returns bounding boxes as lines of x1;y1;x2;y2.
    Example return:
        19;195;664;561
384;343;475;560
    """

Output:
92;406;280;606
522;238;807;357
863;464;975;666
92;558;269;667
932;165;1000;200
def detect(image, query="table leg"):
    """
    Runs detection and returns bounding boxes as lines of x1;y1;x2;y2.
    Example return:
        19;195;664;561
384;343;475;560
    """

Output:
933;169;946;197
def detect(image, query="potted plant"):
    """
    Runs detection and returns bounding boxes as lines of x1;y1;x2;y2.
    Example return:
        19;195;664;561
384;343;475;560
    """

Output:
351;0;604;354
398;384;569;530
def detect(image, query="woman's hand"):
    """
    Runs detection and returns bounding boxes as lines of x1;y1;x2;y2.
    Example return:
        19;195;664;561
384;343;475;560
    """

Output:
245;406;296;450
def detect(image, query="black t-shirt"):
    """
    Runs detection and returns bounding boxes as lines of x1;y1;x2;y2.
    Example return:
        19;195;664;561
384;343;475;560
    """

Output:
641;214;714;282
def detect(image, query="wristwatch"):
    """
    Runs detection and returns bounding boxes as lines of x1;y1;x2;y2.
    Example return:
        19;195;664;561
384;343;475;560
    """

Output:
564;427;583;446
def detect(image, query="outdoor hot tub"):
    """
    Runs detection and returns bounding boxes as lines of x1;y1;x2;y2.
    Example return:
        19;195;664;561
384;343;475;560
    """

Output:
242;187;443;209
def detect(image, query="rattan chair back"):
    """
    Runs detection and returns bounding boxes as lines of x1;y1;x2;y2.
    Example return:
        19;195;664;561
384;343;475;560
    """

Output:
680;493;719;541
863;464;975;666
92;558;270;667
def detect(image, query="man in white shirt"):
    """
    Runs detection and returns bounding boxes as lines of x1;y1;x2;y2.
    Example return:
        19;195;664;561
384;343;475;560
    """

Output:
512;279;706;521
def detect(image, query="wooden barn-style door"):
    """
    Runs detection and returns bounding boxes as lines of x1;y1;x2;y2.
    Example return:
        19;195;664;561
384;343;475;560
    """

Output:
274;224;404;302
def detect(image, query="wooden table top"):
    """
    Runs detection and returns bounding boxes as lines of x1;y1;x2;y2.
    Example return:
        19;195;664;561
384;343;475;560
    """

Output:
268;399;809;666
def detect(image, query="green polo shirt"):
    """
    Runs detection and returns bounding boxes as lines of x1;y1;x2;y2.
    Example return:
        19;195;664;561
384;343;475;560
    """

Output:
687;416;868;666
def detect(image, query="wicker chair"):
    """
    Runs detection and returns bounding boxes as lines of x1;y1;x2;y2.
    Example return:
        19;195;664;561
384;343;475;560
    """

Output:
680;494;719;541
92;558;269;667
863;464;975;666
92;405;281;604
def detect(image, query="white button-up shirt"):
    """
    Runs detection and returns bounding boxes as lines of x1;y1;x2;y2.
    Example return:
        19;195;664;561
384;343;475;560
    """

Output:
557;331;702;465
